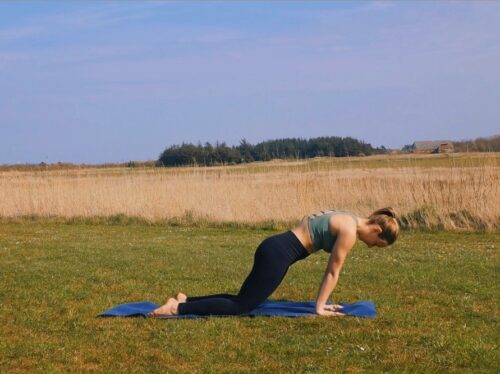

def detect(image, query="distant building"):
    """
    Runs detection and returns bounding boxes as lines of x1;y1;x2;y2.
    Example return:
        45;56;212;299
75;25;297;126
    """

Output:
436;143;454;153
410;140;454;154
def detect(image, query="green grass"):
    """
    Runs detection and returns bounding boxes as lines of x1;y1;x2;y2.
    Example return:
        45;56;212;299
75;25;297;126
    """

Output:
1;222;498;373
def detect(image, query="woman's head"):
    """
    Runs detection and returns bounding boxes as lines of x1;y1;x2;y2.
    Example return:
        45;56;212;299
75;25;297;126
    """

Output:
366;207;400;246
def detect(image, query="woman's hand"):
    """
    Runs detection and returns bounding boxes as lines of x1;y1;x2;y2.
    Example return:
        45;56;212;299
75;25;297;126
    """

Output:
316;304;345;317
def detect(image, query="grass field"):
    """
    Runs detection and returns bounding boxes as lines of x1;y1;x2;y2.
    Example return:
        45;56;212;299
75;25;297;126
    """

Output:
1;222;498;373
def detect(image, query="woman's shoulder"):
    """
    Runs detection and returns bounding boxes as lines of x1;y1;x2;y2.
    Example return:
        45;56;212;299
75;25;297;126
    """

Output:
329;211;358;234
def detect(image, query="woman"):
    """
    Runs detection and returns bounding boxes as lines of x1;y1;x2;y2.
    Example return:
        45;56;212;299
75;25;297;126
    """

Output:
150;207;399;317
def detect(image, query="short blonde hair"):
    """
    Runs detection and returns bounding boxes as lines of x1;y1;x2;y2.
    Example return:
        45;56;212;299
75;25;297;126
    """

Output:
368;207;400;245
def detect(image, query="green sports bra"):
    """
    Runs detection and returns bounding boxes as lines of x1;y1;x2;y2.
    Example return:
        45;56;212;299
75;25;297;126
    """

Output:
307;210;359;253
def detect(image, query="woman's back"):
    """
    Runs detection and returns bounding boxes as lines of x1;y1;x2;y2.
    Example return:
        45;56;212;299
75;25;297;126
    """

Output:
293;210;359;253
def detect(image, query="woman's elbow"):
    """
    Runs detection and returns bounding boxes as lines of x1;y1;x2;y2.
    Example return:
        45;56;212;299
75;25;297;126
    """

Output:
326;269;339;278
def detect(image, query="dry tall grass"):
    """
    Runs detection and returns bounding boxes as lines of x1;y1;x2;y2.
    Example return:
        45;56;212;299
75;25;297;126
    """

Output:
0;154;498;230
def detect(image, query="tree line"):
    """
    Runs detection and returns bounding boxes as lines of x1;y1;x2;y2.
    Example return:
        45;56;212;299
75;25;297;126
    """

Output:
158;136;384;166
452;135;500;152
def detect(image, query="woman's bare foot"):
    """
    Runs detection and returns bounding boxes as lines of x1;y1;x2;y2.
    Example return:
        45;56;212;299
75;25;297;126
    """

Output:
176;292;187;303
149;298;179;317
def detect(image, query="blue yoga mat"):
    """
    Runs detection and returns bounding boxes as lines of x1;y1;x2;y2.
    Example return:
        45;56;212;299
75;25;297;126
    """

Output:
99;300;377;318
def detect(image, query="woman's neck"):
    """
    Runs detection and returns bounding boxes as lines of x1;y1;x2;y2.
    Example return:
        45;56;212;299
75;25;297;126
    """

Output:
356;217;371;238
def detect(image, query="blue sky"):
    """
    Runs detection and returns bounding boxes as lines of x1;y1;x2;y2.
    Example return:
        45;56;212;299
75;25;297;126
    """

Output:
1;1;499;163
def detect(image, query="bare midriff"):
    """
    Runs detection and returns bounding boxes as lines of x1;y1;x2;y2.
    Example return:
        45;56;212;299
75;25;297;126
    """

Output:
291;216;315;254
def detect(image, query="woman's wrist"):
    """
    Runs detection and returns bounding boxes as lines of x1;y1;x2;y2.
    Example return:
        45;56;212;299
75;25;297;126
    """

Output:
315;302;325;311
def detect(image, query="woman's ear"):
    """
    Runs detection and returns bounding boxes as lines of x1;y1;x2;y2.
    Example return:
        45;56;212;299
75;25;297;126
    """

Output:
372;224;382;235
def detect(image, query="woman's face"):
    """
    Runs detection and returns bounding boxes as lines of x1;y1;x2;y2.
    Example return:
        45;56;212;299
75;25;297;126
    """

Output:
366;235;389;248
362;226;389;248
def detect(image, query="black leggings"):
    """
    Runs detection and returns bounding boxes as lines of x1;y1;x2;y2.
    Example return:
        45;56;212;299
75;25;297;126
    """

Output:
177;231;310;316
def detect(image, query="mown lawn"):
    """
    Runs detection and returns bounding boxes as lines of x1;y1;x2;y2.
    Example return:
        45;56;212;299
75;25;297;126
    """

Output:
0;222;498;373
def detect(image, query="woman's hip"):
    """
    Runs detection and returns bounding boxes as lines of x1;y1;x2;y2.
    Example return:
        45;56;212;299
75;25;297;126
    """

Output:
256;231;310;264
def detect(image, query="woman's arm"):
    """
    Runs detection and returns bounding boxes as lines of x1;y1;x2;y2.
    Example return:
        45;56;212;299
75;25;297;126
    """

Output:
315;228;356;316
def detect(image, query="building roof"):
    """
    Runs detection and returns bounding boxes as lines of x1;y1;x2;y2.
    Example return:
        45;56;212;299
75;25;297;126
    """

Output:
413;140;453;150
